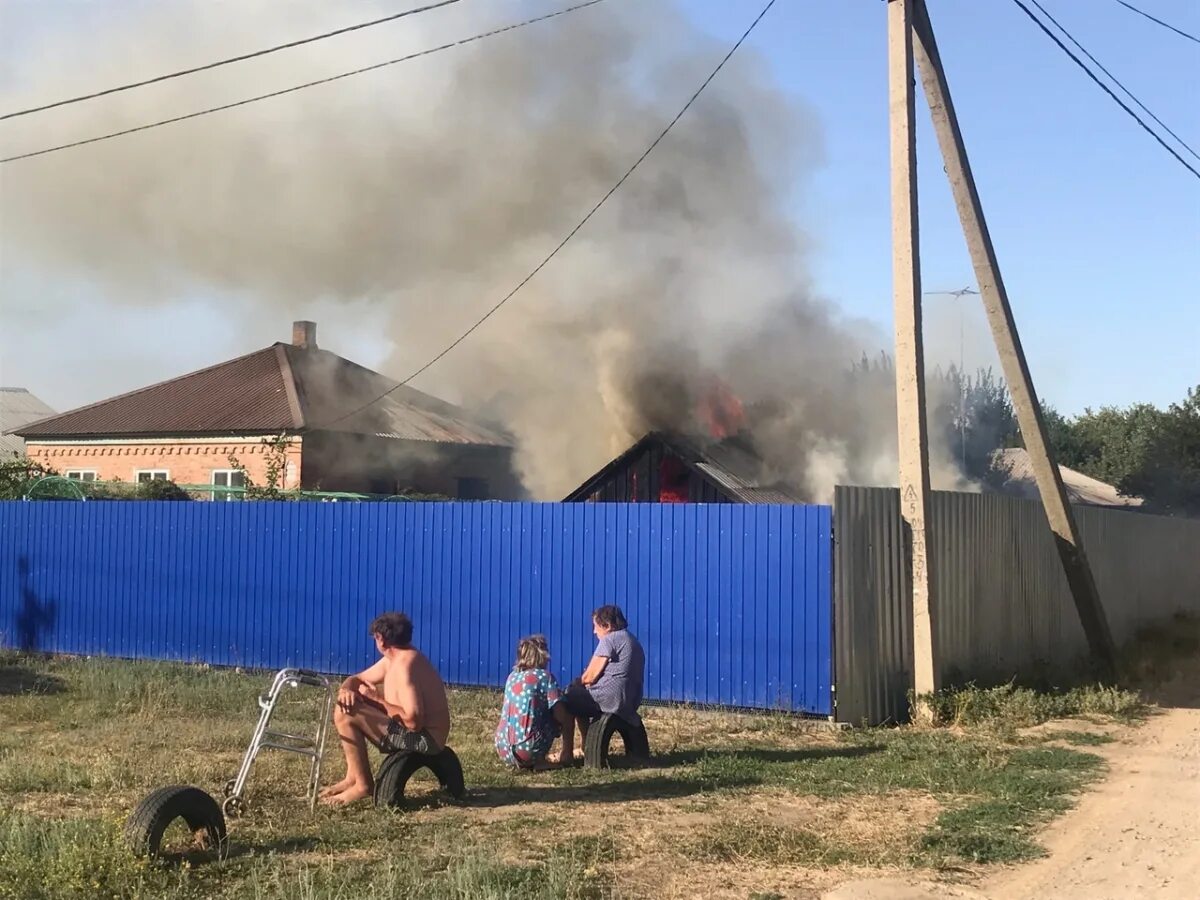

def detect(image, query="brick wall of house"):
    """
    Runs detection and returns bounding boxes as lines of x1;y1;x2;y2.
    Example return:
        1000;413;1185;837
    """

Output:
26;437;303;495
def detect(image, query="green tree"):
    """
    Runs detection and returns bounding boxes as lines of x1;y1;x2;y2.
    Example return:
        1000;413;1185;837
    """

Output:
227;434;294;501
1068;404;1163;488
0;457;59;499
1039;386;1200;515
1039;405;1083;468
931;365;1019;480
848;357;1200;514
0;459;192;502
1121;386;1200;514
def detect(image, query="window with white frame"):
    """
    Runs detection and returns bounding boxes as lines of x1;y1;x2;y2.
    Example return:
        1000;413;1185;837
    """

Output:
211;469;246;501
65;470;98;482
135;470;169;483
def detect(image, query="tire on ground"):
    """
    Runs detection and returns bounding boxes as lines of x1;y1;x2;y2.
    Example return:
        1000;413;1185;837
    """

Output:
374;747;466;808
125;785;228;859
583;713;651;769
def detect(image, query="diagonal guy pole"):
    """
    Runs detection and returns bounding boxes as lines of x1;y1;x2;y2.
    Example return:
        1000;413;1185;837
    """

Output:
887;0;940;709
909;0;1117;676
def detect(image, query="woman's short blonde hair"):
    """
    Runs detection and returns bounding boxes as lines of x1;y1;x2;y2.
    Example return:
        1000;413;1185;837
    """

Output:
515;634;550;670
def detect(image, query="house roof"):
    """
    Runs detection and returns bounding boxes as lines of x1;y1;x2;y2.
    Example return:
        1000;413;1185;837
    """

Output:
990;448;1143;508
564;431;804;504
0;388;56;456
14;343;510;447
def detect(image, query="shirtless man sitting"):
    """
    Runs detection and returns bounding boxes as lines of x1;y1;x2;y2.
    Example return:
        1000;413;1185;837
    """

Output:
319;611;451;806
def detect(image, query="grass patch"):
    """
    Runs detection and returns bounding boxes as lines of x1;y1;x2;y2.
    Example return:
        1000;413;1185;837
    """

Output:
744;731;1108;865
1044;730;1115;747
918;746;1104;865
228;843;613;900
918;682;1144;729
0;751;97;794
916;612;1200;733
0;652;1139;897
689;820;840;865
1120;612;1200;687
0;812;172;900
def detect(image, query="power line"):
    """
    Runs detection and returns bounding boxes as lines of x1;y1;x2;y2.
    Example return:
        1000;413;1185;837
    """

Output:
1113;0;1200;44
319;0;780;429
1030;0;1199;163
0;1;607;165
0;0;463;121
1008;0;1200;181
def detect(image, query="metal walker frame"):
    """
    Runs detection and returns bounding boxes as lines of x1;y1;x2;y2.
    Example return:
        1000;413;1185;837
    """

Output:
222;667;335;817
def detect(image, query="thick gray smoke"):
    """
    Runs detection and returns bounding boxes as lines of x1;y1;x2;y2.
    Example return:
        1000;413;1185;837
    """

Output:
0;0;972;500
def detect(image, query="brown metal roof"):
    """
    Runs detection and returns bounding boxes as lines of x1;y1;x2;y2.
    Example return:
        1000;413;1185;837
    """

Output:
282;345;510;445
17;343;510;447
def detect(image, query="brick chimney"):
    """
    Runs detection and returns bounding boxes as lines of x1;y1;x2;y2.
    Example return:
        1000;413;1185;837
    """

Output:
292;320;317;349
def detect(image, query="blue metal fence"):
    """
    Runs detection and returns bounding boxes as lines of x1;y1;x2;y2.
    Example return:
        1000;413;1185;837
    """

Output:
0;501;833;714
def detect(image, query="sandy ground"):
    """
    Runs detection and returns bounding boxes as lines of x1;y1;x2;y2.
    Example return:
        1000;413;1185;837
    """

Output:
824;674;1200;900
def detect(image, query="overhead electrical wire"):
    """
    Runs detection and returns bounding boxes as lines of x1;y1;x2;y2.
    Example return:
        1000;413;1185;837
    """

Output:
1008;0;1200;181
0;0;463;121
1029;0;1199;163
1112;0;1200;44
0;0;607;165
318;0;780;428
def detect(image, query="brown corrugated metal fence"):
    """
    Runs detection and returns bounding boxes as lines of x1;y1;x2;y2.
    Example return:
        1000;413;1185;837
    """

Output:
834;486;1200;725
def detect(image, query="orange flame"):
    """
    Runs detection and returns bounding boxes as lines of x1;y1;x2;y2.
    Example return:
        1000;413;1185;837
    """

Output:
698;380;746;439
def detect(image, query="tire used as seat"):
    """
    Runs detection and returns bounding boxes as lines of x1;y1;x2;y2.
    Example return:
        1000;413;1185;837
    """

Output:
583;713;651;769
125;785;228;859
374;746;466;808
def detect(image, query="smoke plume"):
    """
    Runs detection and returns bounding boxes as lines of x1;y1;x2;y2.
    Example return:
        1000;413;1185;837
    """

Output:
1;0;973;500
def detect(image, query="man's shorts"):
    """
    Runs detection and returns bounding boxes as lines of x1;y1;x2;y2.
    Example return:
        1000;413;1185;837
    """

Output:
378;719;438;755
563;682;603;720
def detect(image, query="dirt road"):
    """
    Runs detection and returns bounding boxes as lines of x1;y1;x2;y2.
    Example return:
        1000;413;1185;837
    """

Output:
826;682;1200;900
986;699;1200;899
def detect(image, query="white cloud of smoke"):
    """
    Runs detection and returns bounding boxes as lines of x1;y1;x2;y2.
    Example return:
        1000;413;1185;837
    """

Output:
1;0;977;500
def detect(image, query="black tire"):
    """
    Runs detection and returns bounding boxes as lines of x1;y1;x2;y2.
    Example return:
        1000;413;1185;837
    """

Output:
125;785;227;859
583;713;651;769
374;747;466;808
432;747;467;800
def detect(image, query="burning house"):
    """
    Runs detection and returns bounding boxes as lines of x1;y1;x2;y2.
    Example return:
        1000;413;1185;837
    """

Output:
563;431;804;504
563;382;806;504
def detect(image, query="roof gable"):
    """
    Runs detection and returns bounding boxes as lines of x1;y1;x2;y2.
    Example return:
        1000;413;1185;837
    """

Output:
564;431;802;503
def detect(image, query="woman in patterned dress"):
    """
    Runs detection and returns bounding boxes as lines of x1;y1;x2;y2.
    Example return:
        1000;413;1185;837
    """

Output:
494;635;577;769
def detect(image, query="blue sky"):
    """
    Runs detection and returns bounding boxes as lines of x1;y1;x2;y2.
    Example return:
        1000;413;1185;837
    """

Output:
1;0;1196;417
686;0;1199;414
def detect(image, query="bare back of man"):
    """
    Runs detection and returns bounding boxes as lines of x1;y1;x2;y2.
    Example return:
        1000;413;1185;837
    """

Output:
383;649;451;749
321;613;451;806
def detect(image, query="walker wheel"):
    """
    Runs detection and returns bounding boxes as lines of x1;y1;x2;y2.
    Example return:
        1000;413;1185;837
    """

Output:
223;779;237;798
222;795;248;819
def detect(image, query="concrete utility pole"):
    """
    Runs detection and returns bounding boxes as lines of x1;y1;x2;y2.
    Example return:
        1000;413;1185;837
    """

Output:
887;0;939;703
909;0;1117;674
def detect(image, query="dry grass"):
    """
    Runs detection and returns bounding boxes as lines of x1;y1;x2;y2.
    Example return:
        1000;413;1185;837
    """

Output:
0;652;1133;899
